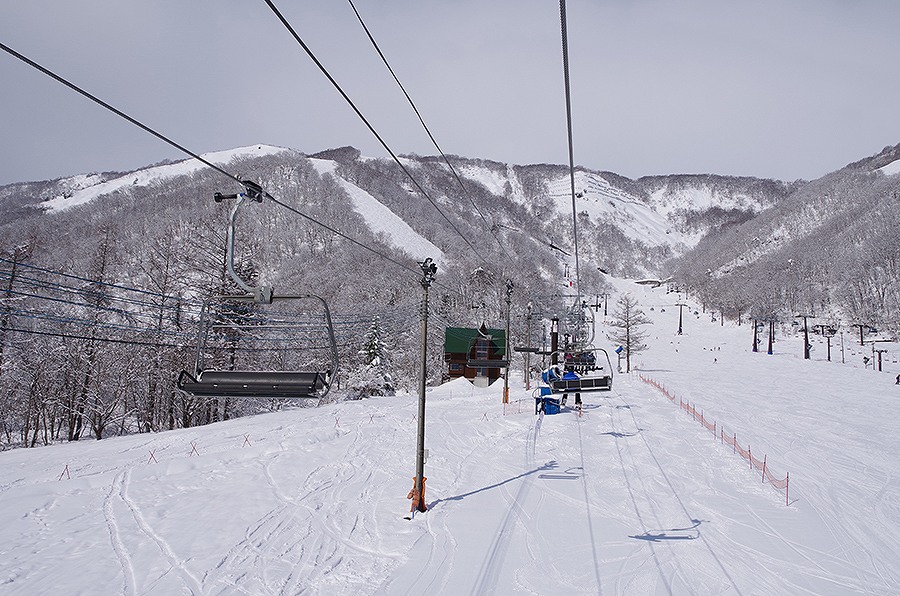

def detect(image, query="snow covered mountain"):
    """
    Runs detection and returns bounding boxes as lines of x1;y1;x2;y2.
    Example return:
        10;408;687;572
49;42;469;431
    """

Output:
1;144;795;279
671;142;900;333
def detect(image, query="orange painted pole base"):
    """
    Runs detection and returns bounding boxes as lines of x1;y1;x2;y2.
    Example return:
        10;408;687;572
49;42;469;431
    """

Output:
408;476;427;513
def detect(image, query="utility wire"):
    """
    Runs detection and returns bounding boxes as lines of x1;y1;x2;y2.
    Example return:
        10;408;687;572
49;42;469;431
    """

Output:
559;0;582;307
0;256;201;306
2;325;187;349
345;0;513;260
261;0;491;267
0;42;241;186
0;41;445;291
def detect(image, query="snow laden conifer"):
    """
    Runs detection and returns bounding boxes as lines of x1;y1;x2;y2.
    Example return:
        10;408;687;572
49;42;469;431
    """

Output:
346;315;395;399
609;293;651;372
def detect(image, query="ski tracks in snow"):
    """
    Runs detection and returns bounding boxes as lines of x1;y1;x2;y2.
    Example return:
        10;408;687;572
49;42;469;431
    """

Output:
103;468;202;595
471;417;541;595
103;471;137;596
205;416;404;595
609;384;743;595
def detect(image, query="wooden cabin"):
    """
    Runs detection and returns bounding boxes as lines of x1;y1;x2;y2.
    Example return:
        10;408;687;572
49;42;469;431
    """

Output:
443;323;507;387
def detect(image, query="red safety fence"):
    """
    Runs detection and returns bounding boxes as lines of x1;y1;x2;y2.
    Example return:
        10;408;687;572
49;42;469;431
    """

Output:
640;375;791;506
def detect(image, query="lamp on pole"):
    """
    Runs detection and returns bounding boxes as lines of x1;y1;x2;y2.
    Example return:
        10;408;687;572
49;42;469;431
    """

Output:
412;257;436;515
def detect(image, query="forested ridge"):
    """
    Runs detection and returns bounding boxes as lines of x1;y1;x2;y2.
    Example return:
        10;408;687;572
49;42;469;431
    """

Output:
1;141;897;449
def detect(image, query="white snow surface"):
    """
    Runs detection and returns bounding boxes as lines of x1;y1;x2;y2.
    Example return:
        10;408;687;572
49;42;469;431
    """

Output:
2;281;899;594
878;158;900;176
647;184;764;218
309;158;446;266
40;145;290;213
459;164;511;198
549;172;681;248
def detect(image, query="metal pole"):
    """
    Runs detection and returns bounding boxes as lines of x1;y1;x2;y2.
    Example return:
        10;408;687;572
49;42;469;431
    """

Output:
752;319;759;352
550;317;560;365
503;280;513;404
841;331;845;364
525;303;533;390
413;258;436;514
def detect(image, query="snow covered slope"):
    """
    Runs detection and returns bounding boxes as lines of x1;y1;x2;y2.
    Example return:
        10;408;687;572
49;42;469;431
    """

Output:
879;158;900;176
2;281;898;594
39;145;291;213
309;158;447;266
548;171;679;247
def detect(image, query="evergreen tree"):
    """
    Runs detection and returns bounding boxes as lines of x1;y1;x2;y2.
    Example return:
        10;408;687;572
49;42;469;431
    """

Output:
347;316;395;398
360;315;388;367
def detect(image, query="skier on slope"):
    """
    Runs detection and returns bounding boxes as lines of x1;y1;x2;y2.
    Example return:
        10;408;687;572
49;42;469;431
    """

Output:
560;363;582;408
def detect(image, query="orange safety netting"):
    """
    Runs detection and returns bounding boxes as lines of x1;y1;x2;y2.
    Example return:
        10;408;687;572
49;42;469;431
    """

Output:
640;375;790;506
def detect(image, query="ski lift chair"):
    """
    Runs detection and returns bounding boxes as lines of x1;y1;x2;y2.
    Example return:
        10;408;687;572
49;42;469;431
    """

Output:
176;183;339;402
177;293;338;401
546;348;613;393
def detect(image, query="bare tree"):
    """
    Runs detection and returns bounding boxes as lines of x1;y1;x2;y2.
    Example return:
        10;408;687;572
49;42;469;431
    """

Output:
608;293;651;372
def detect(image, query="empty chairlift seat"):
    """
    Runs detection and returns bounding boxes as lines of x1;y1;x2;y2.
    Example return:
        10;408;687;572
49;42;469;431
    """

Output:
176;293;339;402
177;369;329;399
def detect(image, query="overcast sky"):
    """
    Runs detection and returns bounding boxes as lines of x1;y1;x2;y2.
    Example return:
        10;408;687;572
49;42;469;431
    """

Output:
2;1;899;186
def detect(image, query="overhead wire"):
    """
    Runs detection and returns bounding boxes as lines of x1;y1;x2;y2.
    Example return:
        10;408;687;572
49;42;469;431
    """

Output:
0;29;560;347
345;0;514;260
0;41;447;292
260;0;492;269
1;325;187;349
1;259;433;358
558;0;582;309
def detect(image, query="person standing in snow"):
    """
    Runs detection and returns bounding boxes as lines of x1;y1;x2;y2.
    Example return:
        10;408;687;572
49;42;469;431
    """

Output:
560;364;582;407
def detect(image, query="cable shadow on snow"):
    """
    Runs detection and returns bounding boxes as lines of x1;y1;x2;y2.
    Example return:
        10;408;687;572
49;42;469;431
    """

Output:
427;460;558;510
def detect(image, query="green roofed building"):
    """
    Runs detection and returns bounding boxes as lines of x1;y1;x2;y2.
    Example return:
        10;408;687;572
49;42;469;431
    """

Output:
444;323;507;387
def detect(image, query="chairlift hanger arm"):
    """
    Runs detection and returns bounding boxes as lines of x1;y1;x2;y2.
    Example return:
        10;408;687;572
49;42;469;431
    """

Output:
214;182;273;303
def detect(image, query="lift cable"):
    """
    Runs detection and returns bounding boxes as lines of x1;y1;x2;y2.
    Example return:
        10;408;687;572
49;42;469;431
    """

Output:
0;41;455;293
345;0;513;260
261;0;491;268
0;42;241;187
559;0;582;307
0;41;523;338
